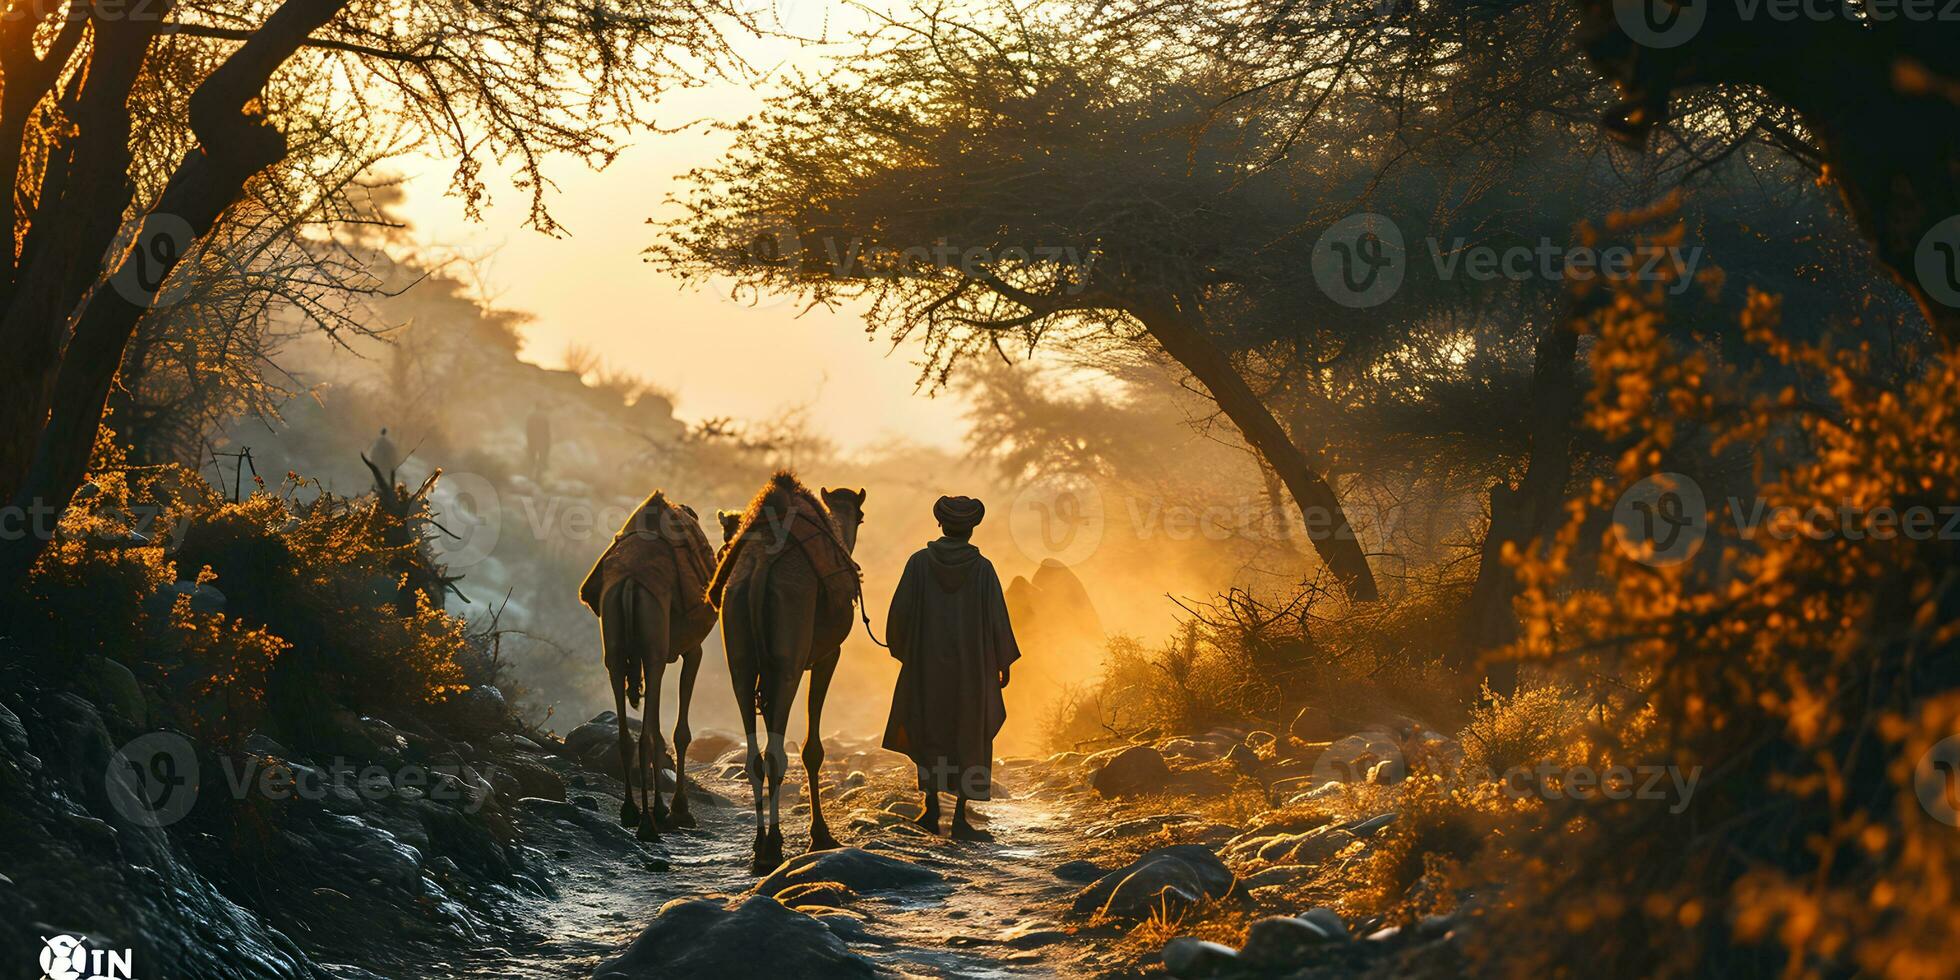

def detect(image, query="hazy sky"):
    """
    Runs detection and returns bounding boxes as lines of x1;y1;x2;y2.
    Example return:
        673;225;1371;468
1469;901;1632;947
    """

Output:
393;4;977;454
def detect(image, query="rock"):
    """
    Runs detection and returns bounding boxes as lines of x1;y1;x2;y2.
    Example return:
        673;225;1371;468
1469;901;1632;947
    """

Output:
80;657;145;727
1348;812;1398;838
490;733;544;753
452;685;509;731
1285;782;1347;806
592;896;880;979
1287;827;1358;864
686;729;742;764
1241;864;1313;889
755;847;943;898
1052;860;1105;883
241;732;290;759
1159;737;1220;761
1162;937;1239;978
1241;824;1357;865
776;879;858;909
565;712;636;757
1070;844;1235;921
1310;732;1404;786
1300;907;1349;939
1089;745;1172;798
1237;915;1341;967
0;702;32;758
494;758;567;803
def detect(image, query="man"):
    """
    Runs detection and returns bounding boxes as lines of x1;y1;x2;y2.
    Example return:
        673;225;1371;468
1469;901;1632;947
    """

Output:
881;495;1021;840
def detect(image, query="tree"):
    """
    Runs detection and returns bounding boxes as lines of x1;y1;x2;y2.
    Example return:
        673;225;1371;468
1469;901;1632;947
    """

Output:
657;3;1416;598
0;0;740;580
1565;0;1960;342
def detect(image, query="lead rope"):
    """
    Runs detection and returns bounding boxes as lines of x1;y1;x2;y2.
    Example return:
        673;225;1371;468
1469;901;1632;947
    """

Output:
854;567;890;649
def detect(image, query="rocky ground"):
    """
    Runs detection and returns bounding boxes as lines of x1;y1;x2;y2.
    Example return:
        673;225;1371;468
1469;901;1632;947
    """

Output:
1;677;1472;979
439;713;1473;978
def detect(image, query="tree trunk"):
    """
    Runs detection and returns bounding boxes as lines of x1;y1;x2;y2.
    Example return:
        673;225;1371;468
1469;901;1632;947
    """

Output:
0;0;351;582
1135;297;1380;601
0;9;163;499
1461;312;1585;689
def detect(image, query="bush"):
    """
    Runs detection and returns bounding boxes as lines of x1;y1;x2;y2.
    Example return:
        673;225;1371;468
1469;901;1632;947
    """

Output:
1458;682;1593;777
1476;284;1960;975
1046;577;1474;750
11;450;476;746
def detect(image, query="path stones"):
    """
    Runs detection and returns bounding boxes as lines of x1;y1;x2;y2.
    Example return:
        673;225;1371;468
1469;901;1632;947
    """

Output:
1052;859;1105;883
1299;906;1349;938
1162;937;1239;977
1237;913;1343;967
755;847;943;899
1311;731;1404;786
592;895;882;979
1089;745;1171;798
1241;864;1313;889
1070;844;1236;921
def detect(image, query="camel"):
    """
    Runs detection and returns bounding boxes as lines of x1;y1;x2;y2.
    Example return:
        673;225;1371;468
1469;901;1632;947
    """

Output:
579;492;718;841
710;472;866;873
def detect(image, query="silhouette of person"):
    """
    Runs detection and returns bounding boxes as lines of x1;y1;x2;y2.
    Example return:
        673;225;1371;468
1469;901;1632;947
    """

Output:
525;406;552;478
367;427;401;484
881;495;1021;840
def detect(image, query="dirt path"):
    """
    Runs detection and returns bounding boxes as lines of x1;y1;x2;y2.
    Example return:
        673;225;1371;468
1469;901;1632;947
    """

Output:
440;740;1126;979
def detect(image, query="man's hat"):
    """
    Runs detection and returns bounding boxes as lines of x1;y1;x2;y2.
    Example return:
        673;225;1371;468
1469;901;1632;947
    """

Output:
933;495;985;533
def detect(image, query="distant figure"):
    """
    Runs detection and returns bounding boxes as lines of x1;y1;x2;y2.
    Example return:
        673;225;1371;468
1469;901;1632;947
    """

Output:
525;406;553;478
882;495;1021;841
367;427;402;484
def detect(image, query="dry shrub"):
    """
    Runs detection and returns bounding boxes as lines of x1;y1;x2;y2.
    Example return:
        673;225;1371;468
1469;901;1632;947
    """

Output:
1475;275;1960;976
11;449;475;745
1353;774;1505;925
1123;895;1254;953
1458;681;1593;776
1048;578;1471;749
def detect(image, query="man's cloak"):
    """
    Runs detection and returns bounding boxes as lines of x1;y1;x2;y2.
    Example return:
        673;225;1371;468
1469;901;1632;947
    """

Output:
880;537;1022;799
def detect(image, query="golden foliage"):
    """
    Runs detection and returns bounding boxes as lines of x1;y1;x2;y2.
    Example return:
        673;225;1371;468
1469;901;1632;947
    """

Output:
1482;271;1960;976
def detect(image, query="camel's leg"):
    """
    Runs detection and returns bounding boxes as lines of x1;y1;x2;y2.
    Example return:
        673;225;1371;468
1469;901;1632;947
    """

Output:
723;588;771;871
669;644;703;829
634;591;671;841
803;651;842;852
600;585;639;829
759;602;813;868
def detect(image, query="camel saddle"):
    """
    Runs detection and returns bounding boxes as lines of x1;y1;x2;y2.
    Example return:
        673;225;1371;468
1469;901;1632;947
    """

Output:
579;494;718;657
707;490;859;612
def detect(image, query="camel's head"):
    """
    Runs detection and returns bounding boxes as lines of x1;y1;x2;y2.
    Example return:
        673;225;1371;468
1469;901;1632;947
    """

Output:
717;509;742;545
820;486;868;553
